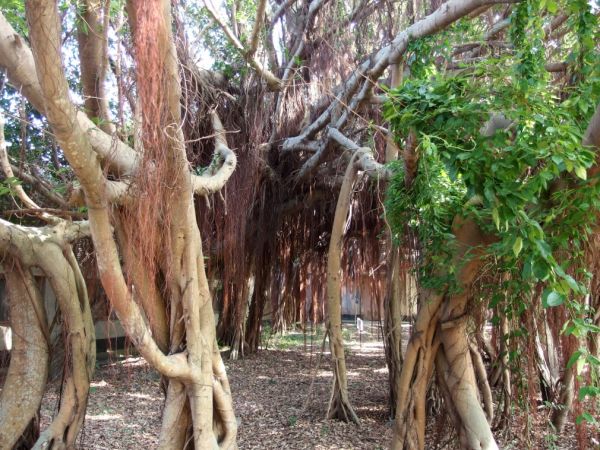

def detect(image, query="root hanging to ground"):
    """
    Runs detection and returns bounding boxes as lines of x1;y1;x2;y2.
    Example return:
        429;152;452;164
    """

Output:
325;151;364;424
0;220;95;449
33;246;95;449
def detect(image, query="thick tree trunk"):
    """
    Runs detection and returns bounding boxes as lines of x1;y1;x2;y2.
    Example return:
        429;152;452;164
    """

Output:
21;1;239;447
326;151;361;423
383;62;405;419
0;219;95;449
392;217;498;450
384;246;404;418
76;0;114;134
0;265;49;449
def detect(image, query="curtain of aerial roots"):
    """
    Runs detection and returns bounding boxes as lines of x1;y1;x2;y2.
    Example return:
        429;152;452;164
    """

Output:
384;246;407;418
125;1;236;447
392;218;498;450
325;152;361;423
0;239;95;449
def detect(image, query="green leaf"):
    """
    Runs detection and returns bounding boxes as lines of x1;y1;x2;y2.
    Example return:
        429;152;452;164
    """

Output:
492;208;500;230
574;165;587;180
542;289;564;308
533;260;549;281
512;237;523;257
578;385;600;400
565;159;573;172
566;349;583;369
562;274;580;293
535;239;552;260
576;412;597;425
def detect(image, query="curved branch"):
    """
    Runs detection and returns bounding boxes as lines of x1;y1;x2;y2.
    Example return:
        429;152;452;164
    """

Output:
270;0;297;27
9;162;69;208
192;111;237;196
0;110;64;224
328;127;391;180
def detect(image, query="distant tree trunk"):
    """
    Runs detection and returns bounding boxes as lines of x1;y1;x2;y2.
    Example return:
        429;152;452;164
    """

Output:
245;265;269;352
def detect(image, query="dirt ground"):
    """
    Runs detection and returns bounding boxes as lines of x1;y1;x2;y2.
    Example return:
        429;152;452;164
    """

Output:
36;323;597;449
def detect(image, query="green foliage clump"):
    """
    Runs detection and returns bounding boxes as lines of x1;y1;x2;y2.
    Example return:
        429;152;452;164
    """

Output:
384;0;600;296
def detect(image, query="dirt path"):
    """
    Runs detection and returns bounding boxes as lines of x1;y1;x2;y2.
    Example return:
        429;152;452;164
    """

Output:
39;326;392;449
36;324;593;449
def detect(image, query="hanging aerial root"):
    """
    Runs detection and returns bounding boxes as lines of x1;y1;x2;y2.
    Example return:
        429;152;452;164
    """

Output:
325;151;362;424
33;246;95;449
470;342;494;423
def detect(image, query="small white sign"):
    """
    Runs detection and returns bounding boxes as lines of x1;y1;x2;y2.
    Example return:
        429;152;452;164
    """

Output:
356;317;364;332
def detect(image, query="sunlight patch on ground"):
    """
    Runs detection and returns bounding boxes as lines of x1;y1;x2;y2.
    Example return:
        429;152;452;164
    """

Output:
126;392;156;400
120;357;146;366
86;413;122;421
316;370;333;378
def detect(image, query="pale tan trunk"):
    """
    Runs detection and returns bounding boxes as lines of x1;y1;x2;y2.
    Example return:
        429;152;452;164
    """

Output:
469;342;493;423
383;63;405;418
551;363;575;432
158;381;192;449
0;265;49;449
77;0;114;134
392;218;498;450
33;246;95;449
326;152;360;423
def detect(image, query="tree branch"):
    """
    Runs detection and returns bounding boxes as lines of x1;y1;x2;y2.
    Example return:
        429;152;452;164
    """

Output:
328;127;391;180
284;0;511;181
192;111;237;196
0;12;138;175
203;0;283;90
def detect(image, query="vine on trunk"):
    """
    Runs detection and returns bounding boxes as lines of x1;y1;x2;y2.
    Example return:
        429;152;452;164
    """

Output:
384;0;600;437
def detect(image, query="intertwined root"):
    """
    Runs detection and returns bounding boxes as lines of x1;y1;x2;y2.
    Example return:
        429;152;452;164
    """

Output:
0;247;95;450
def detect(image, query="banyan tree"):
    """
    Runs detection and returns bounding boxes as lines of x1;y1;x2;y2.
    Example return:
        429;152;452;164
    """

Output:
0;0;599;449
